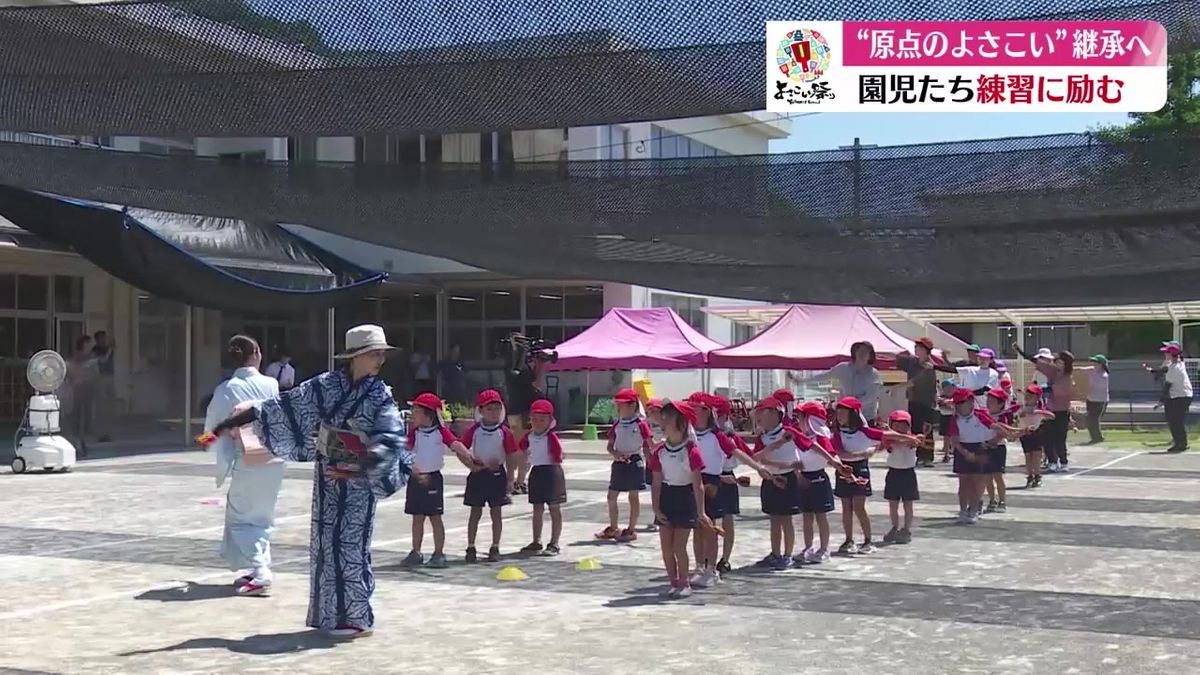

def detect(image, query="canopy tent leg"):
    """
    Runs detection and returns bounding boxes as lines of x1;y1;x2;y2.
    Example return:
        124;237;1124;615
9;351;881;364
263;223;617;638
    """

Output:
584;371;591;424
1015;320;1025;387
183;305;192;448
327;307;335;371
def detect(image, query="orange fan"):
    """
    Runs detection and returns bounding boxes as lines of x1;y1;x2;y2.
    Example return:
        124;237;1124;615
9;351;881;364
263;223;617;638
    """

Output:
195;432;218;448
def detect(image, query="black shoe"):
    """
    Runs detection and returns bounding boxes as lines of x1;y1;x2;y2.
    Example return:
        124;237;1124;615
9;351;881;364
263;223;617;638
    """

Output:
716;559;732;574
464;547;477;564
487;546;501;563
1168;446;1188;454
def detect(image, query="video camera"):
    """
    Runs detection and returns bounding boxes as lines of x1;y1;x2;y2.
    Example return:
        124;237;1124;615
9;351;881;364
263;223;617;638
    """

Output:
500;333;559;365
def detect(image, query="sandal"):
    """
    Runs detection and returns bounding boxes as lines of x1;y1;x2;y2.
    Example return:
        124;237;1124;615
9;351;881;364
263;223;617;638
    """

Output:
520;541;543;554
615;528;638;543
487;546;501;563
594;526;618;540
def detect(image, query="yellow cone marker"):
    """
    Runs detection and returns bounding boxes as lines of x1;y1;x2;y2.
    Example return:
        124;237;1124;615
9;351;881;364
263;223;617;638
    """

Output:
575;557;602;571
496;565;528;581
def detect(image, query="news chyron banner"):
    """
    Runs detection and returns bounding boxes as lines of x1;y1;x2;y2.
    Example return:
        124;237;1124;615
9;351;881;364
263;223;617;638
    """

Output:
766;21;1168;112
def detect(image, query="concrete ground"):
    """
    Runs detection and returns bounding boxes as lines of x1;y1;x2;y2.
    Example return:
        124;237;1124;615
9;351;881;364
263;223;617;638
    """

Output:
1;440;1199;674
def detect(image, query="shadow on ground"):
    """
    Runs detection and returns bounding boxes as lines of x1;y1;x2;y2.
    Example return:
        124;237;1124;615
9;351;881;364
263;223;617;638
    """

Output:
119;630;341;657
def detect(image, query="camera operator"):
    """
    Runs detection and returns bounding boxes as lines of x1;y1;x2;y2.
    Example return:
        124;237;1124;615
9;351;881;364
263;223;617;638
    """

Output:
503;332;548;494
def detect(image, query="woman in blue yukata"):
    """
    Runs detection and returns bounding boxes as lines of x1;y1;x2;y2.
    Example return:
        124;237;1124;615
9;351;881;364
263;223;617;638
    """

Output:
209;324;410;640
202;334;282;597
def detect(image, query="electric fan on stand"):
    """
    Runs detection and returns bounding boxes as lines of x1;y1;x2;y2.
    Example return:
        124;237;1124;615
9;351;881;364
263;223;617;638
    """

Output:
10;349;76;473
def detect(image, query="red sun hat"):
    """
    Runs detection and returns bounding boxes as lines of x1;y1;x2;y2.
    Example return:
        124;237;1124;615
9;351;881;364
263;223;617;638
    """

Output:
1000;378;1013;390
1025;383;1043;395
799;401;827;420
530;399;555;416
613;388;640;404
1161;343;1183;354
663;399;698;427
914;337;934;350
411;392;445;412
755;396;786;413
836;396;863;412
772;389;796;403
888;409;913;424
987;387;1008;401
476;389;503;407
646;398;664;410
709;395;732;416
951;388;976;405
686;392;714;408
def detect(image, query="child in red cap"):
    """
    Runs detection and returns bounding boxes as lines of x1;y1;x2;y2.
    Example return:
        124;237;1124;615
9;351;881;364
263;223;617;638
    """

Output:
461;389;519;563
1017;383;1055;488
947;388;1010;524
831;397;920;555
712;394;754;574
785;401;843;563
648;399;711;598
983;388;1020;514
403;393;475;568
597;388;653;543
880;409;920;544
518;399;566;556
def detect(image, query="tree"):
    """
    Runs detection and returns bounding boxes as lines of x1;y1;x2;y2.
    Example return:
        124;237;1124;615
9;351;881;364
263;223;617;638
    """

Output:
1098;51;1199;140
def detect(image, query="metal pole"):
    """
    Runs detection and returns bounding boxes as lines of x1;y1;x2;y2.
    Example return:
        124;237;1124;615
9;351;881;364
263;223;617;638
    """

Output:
1015;320;1026;386
183;305;192;448
584;371;591;425
327;307;335;371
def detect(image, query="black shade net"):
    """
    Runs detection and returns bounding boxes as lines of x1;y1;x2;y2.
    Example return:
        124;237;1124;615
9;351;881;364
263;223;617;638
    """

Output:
0;0;1195;135
0;132;1196;309
0;185;386;311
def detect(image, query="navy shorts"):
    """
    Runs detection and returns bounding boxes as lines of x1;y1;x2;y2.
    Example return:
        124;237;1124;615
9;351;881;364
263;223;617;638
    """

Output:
760;471;801;516
405;470;445;516
988;445;1008;474
1020;432;1044;454
609;457;646;492
528;464;567;505
660;483;698;529
883;467;920;501
939;414;953;436
718;471;741;515
797;470;835;513
464;467;511;508
834;459;873;498
954;443;989;475
702;473;725;520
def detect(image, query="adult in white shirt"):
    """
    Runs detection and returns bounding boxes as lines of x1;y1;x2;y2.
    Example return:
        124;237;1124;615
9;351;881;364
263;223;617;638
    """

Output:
934;347;1000;408
203;334;283;595
1075;354;1110;444
264;348;296;391
1146;342;1193;453
791;342;883;421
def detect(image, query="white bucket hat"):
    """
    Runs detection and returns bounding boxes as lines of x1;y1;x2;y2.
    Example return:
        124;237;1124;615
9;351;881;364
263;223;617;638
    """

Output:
1034;347;1054;361
335;324;396;359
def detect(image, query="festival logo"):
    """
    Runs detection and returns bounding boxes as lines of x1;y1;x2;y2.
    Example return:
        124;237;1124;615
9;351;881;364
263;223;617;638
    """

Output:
776;28;833;83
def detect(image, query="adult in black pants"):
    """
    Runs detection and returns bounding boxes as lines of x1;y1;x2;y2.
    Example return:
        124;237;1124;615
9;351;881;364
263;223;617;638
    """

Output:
1146;342;1193;453
896;338;940;467
1015;344;1074;472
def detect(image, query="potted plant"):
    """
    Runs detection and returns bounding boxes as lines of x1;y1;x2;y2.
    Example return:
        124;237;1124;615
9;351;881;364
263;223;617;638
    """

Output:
446;402;475;437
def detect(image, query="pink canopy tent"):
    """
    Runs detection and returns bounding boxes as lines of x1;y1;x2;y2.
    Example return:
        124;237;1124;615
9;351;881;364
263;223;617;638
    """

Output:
547;307;724;370
707;304;936;370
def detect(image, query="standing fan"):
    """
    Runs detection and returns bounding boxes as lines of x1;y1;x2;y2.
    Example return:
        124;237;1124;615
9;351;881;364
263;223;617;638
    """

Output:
11;349;76;473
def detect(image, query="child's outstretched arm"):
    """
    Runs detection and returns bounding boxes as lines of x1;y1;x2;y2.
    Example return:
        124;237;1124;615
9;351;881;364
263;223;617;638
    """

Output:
449;439;478;469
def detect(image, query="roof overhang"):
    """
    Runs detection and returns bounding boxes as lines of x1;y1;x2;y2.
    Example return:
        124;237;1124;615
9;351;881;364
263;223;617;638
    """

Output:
704;303;1200;327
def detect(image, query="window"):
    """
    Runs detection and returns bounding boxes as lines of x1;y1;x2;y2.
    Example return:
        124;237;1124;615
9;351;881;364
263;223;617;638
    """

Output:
447;326;483;360
16;275;47;310
651;293;707;333
563;286;604;319
16;318;48;358
650;125;727;159
733;322;755;344
447;290;483;320
0;274;15;309
485;289;520;321
526;286;564;321
389;135;421;163
53;276;84;313
424;135;443;164
288;137;316;163
355;134;390;163
997;323;1083;357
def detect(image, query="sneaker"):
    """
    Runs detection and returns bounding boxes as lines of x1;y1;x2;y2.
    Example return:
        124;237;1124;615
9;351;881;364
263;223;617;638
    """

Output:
976;500;984;514
487;546;501;563
643;522;659;533
773;555;796;570
882;527;900;545
956;510;971;524
427;553;449;569
814;549;831;563
1168;446;1188;454
858;540;877;554
594;526;618;540
1024;476;1034;488
541;543;561;557
464;547;478;564
689;571;709;588
966;508;979;524
996;501;1007;514
400;550;425;567
756;553;779;567
1046;463;1059;474
676;584;694;598
984;500;997;514
1058;464;1070;473
233;574;254;587
837;540;859;555
661;584;678;599
615;528;638;543
716;559;732;574
802;548;819;563
793;548;811;564
707;569;722;586
898;528;912;544
520;541;543;554
325;626;374;640
236;581;270;597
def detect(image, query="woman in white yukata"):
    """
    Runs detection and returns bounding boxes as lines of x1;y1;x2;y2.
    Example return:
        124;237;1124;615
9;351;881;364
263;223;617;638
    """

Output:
203;335;281;597
209;324;410;640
